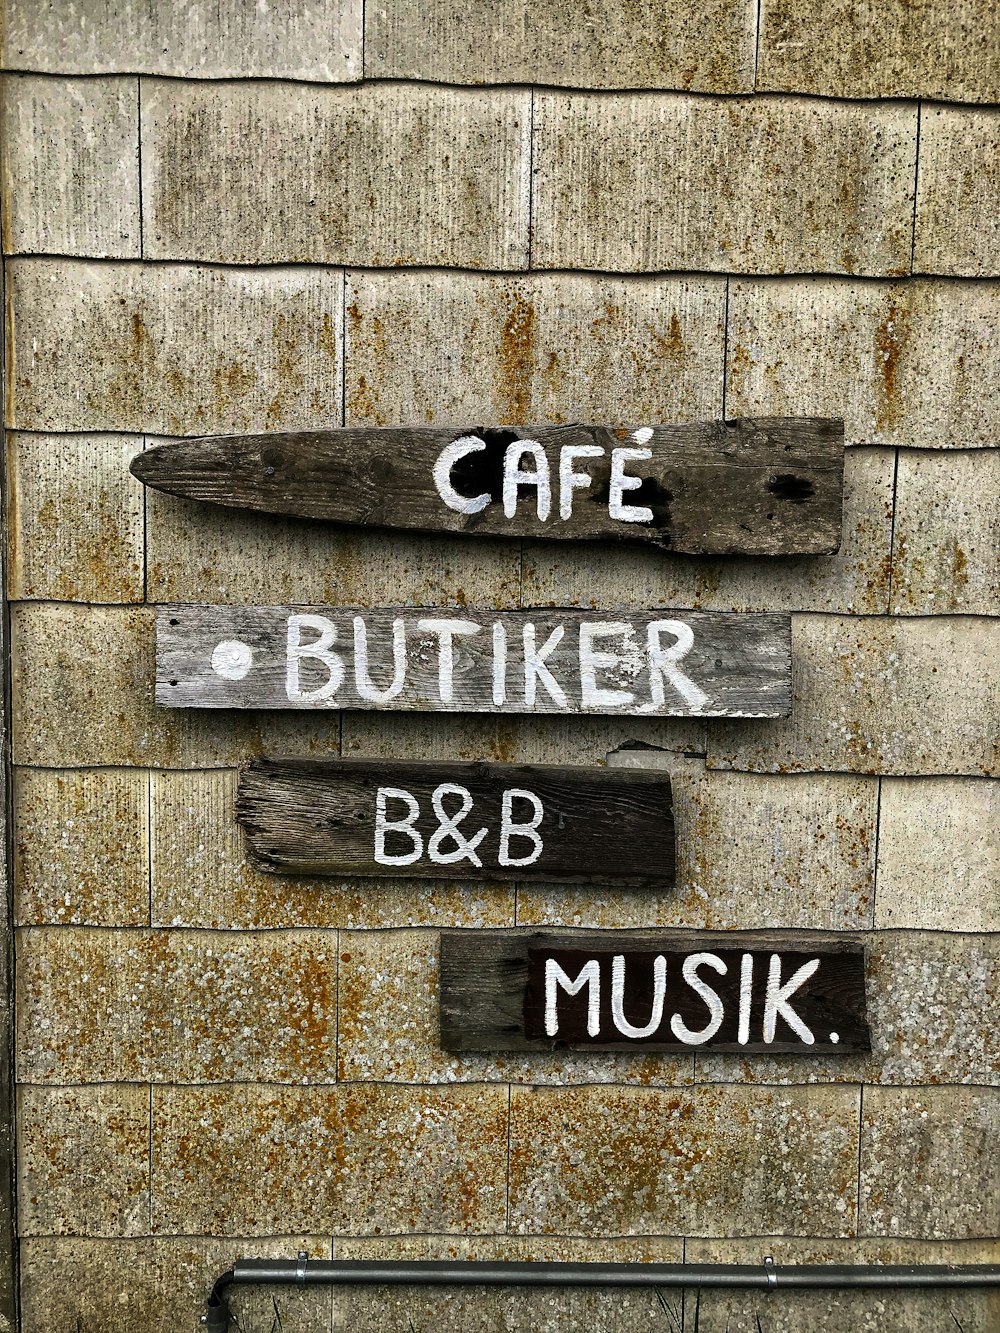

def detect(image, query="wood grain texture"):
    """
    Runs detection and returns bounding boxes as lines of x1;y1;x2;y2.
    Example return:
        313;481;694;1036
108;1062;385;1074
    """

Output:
156;605;792;718
130;418;844;555
440;929;870;1054
237;757;674;884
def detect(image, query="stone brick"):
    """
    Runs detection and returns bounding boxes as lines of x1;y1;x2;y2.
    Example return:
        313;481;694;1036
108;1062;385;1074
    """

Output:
863;933;998;1086
1;74;140;257
6;259;343;434
336;928;693;1086
16;927;338;1084
142;80;529;268
860;1087;1000;1238
365;0;756;92
344;271;725;427
342;710;708;772
914;106;1000;276
150;768;513;931
890;450;999;615
18;1085;150;1237
6;432;145;602
508;1084;860;1236
20;1237;333;1333
757;0;1000;102
13;768;149;927
145;483;520;609
152;1083;508;1235
696;931;999;1088
20;1231;689;1333
0;1;361;80
706;615;999;777
10;603;343;767
519;751;877;931
329;1234;685;1333
727;278;1000;449
522;447;895;617
532;95;916;276
686;1238;1000;1333
876;778;999;931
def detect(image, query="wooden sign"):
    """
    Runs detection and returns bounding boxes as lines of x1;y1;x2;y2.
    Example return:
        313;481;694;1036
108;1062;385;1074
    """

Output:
237;758;674;884
440;931;870;1054
131;417;844;556
156;605;791;718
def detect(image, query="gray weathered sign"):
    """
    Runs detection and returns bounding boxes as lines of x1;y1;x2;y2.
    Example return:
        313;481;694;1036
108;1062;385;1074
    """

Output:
157;605;792;717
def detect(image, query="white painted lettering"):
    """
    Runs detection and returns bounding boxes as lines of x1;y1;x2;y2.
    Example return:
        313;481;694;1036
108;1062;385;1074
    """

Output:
373;787;423;866
579;621;635;708
558;444;604;519
416;618;481;704
523;623;568;708
492;621;507;706
211;638;253;681
434;433;665;527
545;958;601;1037
737;953;753;1045
427;783;488;866
503;440;551;521
609;447;653;523
670;952;727;1044
646;620;709;713
763;955;819;1045
353;616;407;703
611;953;667;1038
433;435;491;514
498;788;544;866
286;613;344;702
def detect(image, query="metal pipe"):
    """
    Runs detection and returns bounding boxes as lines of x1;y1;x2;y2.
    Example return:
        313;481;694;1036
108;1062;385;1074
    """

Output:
202;1257;1000;1329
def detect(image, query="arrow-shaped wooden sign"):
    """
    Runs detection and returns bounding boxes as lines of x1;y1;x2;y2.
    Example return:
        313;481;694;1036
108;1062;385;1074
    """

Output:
131;417;844;556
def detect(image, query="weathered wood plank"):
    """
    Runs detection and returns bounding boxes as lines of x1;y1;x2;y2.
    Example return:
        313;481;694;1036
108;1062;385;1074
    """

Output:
130;417;845;555
237;757;674;884
156;605;792;718
440;929;870;1054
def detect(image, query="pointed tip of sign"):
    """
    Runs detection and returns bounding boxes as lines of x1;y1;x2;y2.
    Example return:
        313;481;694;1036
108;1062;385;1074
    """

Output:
129;443;170;483
128;451;147;481
129;438;188;489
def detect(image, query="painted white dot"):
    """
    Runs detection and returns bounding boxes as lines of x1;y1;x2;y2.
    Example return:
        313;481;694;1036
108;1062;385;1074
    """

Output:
632;426;654;445
211;639;253;680
829;1032;840;1044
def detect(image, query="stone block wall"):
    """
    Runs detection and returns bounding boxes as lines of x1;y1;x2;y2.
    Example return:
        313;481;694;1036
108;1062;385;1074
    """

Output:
1;2;997;1329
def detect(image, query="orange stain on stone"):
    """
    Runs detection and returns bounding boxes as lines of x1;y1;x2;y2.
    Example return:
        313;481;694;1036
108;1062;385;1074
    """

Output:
873;300;911;434
497;291;536;423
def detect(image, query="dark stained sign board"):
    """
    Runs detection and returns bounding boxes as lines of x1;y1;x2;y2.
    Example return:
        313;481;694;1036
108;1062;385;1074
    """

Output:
440;931;870;1055
131;417;844;556
237;758;674;885
156;606;792;717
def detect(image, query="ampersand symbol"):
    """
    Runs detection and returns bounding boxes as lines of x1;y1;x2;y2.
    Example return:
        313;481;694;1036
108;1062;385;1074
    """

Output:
427;783;488;866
